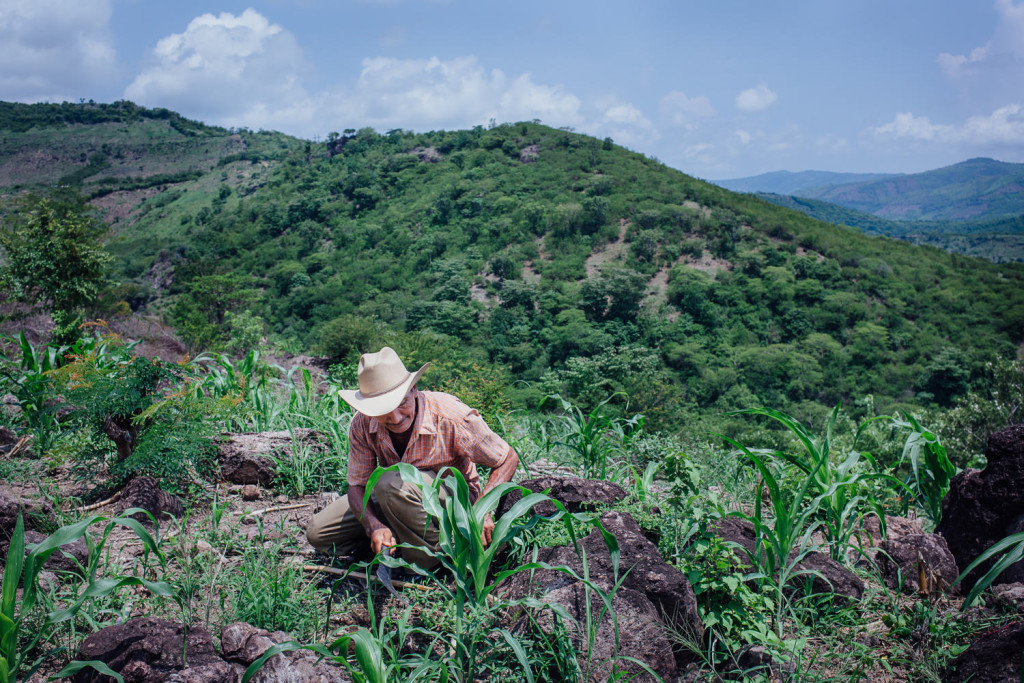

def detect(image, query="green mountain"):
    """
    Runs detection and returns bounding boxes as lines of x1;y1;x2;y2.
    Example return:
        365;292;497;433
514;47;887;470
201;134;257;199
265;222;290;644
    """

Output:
3;101;1023;434
757;193;1024;263
715;170;900;196
722;158;1024;222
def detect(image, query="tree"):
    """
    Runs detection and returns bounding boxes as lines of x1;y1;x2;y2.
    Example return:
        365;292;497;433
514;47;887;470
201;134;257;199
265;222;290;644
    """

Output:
0;193;110;343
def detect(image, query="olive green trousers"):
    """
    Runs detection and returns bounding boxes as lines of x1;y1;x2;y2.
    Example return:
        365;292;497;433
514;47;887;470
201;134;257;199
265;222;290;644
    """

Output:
305;469;447;569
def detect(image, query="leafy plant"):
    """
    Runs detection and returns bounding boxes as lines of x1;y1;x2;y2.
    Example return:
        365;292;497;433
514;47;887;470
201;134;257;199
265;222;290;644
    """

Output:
892;413;958;526
720;432;827;639
367;463;620;682
50;335;231;487
956;530;1024;609
246;464;620;683
682;534;780;665
727;406;898;561
1;510;179;683
0;332;67;454
544;393;643;480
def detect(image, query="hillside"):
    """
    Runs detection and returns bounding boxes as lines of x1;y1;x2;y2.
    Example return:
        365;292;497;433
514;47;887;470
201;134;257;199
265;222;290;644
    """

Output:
758;193;1024;263
714;169;900;196
2;101;1024;435
721;157;1024;222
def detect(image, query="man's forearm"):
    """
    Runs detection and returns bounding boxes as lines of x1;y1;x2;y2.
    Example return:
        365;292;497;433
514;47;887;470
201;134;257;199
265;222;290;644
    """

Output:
481;447;519;496
348;484;387;536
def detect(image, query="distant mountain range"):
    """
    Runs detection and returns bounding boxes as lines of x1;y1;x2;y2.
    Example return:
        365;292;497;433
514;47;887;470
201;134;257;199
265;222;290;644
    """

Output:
716;158;1024;223
715;170;901;197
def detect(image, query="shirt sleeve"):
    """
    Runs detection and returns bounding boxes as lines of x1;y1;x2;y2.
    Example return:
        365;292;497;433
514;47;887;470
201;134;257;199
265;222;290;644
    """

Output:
457;408;511;469
346;415;377;487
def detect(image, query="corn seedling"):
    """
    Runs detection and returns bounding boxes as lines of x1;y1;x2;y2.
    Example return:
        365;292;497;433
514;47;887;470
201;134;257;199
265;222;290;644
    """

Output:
728;406;900;561
544;393;642;480
365;464;618;682
1;510;180;683
892;413;958;527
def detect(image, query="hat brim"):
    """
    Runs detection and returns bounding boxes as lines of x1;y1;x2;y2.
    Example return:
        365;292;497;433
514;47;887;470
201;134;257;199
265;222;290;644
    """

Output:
338;362;430;416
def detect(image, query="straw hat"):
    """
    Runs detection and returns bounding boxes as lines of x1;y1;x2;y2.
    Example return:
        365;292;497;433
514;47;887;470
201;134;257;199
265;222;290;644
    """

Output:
338;347;430;416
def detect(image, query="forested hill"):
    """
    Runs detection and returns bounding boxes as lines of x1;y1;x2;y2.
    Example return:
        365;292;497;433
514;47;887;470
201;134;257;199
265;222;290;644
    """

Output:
2;101;1023;434
720;158;1024;222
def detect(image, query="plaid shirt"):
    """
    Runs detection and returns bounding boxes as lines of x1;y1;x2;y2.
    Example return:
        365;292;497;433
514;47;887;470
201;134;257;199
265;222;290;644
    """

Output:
346;390;511;500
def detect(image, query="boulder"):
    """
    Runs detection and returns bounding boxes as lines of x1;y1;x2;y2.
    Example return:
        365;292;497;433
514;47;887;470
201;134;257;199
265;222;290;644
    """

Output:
990;582;1024;612
220;622;349;682
117;477;184;523
497;476;628;518
937;424;1024;587
217;429;329;486
876;533;960;595
72;617;235;683
861;514;924;544
500;510;702;672
943;619;1024;683
792;551;865;602
525;582;676;683
0;486;56;543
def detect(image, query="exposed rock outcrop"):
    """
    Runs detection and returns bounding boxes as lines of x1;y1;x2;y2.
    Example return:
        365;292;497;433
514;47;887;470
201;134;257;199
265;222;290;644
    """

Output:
497;476;628;518
72;618;235;683
938;424;1024;587
500;509;702;679
220;622;349;682
217;429;330;486
943;619;1024;683
876;532;960;595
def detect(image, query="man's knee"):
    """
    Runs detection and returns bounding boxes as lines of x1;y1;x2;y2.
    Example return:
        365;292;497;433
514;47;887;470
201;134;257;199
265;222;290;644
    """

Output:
305;515;330;551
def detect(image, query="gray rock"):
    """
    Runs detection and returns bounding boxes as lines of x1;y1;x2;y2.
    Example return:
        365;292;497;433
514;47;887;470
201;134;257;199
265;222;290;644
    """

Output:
72;617;235;683
523;582;676;683
500;510;702;672
218;429;330;486
496;476;628;518
220;622;350;682
877;533;960;595
0;486;56;543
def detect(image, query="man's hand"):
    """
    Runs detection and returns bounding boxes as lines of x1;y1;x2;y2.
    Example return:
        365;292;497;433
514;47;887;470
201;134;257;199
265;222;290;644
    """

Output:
481;512;495;547
370;527;396;555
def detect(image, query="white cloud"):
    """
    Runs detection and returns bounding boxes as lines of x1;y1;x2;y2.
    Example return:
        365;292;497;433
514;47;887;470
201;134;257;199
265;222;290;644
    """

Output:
735;83;777;112
0;0;118;101
332;56;584;130
735;129;751;144
659;90;716;127
124;9;309;121
585;97;659;149
122;11;657;146
872;105;1024;144
939;0;1024;78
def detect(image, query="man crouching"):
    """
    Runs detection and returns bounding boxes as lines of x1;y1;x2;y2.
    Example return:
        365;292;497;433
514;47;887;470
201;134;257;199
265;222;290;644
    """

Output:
306;347;519;568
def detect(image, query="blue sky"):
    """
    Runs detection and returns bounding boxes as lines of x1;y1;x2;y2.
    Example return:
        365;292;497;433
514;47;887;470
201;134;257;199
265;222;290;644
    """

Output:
2;0;1022;179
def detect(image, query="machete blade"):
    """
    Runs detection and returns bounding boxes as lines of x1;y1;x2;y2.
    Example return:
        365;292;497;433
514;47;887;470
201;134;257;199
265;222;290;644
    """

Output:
376;562;408;604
